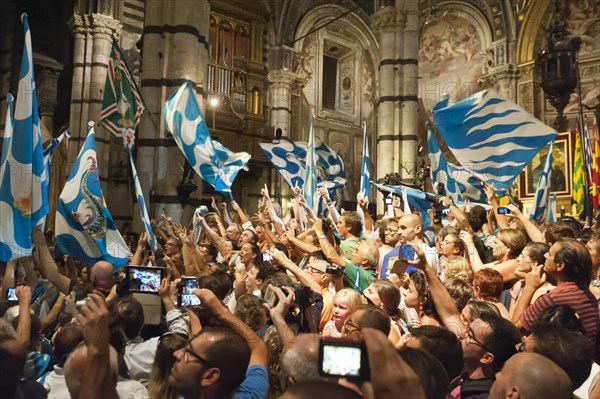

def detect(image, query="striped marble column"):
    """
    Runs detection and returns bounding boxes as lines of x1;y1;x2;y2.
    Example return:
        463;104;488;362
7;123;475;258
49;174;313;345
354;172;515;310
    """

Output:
139;0;210;224
399;0;419;180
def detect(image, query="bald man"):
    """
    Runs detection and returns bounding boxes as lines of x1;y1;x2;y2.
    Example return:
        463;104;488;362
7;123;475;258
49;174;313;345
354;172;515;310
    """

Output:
89;261;116;295
380;213;425;278
489;352;572;399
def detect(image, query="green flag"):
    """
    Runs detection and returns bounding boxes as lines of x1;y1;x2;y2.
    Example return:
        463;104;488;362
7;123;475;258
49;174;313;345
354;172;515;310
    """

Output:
100;40;145;150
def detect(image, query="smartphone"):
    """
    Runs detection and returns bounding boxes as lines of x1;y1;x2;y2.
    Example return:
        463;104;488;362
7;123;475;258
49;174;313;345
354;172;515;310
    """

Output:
385;197;393;205
401;244;415;261
178;277;201;308
497;207;510;215
264;285;278;308
127;266;165;293
318;337;370;379
6;287;17;301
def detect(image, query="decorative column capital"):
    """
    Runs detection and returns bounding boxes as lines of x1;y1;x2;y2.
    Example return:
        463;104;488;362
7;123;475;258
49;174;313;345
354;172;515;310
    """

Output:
89;13;122;40
267;69;297;89
371;6;402;35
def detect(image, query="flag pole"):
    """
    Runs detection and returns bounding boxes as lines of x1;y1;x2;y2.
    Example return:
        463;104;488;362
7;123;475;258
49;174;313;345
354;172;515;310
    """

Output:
575;52;593;225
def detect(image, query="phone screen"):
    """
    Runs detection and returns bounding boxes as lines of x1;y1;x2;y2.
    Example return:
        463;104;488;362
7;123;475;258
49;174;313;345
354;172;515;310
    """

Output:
127;267;164;293
6;288;17;301
318;339;369;379
401;244;415;261
497;207;510;215
179;278;201;307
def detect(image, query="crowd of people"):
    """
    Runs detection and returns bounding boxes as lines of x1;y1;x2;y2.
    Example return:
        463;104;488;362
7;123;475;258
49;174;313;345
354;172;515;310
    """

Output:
1;182;600;399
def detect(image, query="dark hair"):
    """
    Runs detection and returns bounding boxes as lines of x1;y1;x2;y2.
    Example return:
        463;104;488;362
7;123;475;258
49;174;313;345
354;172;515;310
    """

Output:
341;211;363;237
523;241;549;265
411;325;464;380
467;206;487;233
443;279;473;313
555;238;593;286
113;296;145;340
544;222;576;245
198;272;232;300
201;243;219;260
53;322;83;367
243;229;259;244
412;270;439;320
467;300;501;320
477;312;521;372
253;260;276;283
234;294;267;331
354;304;391;336
0;347;22;398
530;322;593;389
398;347;450;399
200;326;251;398
536;305;585;335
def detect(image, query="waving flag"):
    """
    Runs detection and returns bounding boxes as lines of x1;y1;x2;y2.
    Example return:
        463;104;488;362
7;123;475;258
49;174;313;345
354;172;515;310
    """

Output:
427;122;487;203
304;114;317;209
162;81;249;197
359;122;370;199
371;182;433;226
573;129;585;218
100;40;145;149
128;153;157;253
432;90;557;196
547;193;557;223
529;142;554;222
55;123;130;269
0;15;47;261
260;138;346;200
592;116;600;219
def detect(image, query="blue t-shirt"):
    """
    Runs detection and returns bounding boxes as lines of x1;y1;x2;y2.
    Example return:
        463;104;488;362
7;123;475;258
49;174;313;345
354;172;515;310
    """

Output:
229;364;269;399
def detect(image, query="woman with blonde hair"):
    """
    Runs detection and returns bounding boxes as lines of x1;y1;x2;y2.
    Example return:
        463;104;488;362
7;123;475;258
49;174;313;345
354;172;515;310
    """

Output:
322;289;362;337
148;333;187;399
461;228;526;283
443;255;473;283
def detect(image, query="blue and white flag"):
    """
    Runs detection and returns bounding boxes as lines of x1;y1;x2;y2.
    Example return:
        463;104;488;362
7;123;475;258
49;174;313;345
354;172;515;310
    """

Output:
359;122;370;200
304;114;318;210
547;193;557;223
426;122;487;203
55;123;130;269
128;151;157;253
371;182;433;226
432;90;557;196
260;138;346;201
0;15;48;261
530;142;554;222
162;81;250;197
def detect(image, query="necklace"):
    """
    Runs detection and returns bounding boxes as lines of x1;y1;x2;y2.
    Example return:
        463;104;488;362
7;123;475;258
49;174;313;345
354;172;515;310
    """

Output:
591;280;600;287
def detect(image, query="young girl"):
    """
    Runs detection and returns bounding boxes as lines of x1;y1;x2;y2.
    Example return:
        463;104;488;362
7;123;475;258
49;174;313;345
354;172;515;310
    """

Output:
322;289;362;337
363;279;407;344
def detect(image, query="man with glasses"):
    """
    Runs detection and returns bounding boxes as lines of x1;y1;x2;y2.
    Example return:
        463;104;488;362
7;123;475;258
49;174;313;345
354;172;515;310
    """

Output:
168;289;268;399
377;218;400;277
454;312;521;399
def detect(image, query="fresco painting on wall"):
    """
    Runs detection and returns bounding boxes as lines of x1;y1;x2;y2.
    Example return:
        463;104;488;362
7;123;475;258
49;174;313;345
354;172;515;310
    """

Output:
567;0;600;56
419;17;483;111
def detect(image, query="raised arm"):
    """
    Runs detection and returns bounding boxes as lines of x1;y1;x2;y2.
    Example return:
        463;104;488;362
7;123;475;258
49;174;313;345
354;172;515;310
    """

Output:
319;187;340;225
506;204;544;242
15;285;32;348
358;198;374;235
313;218;346;267
264;286;297;346
440;196;473;233
271;247;321;292
231;199;251;225
409;243;466;338
483;183;509;229
32;229;72;295
284;230;320;255
196;216;231;259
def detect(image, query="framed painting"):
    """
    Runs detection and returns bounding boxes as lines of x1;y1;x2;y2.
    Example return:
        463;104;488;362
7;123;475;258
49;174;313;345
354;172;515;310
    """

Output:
519;132;572;198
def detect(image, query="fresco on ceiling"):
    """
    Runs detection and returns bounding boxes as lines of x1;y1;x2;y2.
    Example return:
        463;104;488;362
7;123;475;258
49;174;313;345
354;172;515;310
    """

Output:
567;0;600;57
419;16;484;112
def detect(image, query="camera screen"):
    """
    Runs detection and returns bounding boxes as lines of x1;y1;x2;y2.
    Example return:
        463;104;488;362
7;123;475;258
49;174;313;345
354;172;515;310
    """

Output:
128;267;162;293
180;278;201;307
321;345;362;377
6;288;17;301
497;207;510;215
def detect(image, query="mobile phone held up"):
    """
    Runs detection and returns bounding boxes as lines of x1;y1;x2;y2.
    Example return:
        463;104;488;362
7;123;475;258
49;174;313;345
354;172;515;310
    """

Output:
497;207;510;215
127;266;165;293
400;244;415;261
6;287;17;302
178;277;201;308
318;337;370;380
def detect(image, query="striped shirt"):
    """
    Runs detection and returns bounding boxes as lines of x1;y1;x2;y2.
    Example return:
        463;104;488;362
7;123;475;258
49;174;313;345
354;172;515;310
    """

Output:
521;282;599;345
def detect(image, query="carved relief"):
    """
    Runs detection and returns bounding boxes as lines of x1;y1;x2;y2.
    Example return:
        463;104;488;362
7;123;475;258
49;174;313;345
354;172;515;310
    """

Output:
519;84;534;114
371;7;399;35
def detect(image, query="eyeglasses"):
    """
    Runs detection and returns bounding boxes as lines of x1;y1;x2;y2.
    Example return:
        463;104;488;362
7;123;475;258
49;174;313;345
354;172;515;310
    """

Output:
466;328;494;354
306;266;324;274
343;319;361;336
385;228;399;234
182;345;213;367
